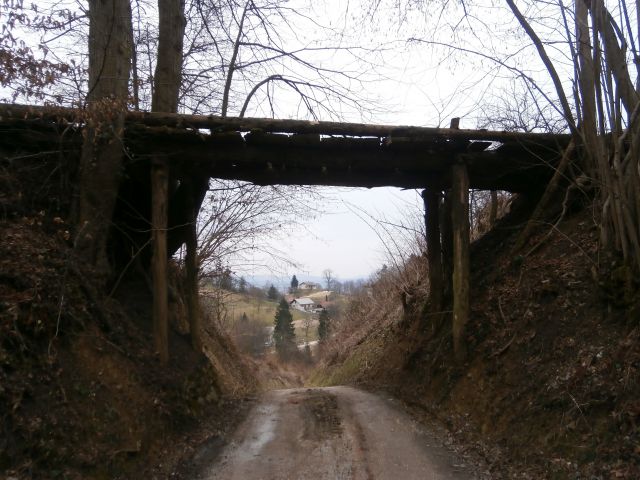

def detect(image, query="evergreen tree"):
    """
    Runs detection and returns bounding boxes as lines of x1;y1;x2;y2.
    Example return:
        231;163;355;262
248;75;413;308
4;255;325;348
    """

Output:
290;274;299;293
273;298;296;358
238;277;247;293
318;309;330;342
267;284;279;300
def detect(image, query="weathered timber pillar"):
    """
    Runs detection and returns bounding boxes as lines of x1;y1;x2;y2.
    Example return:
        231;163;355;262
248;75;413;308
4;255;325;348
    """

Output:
151;158;169;364
439;117;459;306
185;179;202;351
440;192;453;303
422;189;443;314
451;159;470;362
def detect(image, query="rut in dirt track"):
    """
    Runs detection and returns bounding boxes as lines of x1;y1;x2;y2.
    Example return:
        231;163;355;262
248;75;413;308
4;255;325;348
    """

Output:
197;386;478;480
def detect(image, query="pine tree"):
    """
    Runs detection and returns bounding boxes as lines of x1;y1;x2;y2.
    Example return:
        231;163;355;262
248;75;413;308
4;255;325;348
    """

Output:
267;284;279;300
290;274;299;293
318;309;330;342
273;298;296;358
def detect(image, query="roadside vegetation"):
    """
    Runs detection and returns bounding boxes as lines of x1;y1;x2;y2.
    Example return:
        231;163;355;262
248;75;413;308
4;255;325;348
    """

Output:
311;194;640;478
200;277;352;362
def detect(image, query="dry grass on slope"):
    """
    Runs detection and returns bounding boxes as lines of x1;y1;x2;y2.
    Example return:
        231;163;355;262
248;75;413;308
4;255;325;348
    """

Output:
309;264;418;387
1;219;258;479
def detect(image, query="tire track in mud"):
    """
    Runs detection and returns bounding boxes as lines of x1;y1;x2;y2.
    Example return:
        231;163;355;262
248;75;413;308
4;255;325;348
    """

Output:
332;390;374;480
201;386;479;480
295;390;342;441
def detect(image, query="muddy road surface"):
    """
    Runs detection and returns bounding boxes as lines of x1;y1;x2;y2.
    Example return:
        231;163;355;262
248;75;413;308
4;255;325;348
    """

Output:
198;386;478;479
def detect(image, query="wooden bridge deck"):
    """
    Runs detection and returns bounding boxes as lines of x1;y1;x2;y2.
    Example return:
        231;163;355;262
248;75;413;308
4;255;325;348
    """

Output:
1;104;570;192
0;103;575;363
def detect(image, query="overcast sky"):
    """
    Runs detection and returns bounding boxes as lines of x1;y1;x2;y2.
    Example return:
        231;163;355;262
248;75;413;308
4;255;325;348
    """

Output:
258;188;422;281
235;0;491;282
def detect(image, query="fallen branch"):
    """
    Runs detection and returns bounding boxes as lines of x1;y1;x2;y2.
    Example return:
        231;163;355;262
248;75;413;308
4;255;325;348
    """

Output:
490;333;517;358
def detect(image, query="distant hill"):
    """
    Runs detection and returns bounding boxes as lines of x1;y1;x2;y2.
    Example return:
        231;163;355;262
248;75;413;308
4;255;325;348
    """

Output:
242;274;365;292
243;274;327;291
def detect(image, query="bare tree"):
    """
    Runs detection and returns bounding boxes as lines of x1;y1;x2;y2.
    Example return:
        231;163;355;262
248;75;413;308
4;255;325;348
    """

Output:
501;0;640;268
369;0;640;271
477;79;566;134
195;180;320;276
322;269;334;291
181;0;380;119
0;1;85;104
74;0;133;278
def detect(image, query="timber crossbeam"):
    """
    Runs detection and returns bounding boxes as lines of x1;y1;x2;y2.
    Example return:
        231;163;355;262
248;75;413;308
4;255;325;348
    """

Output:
0;103;571;192
0;102;571;142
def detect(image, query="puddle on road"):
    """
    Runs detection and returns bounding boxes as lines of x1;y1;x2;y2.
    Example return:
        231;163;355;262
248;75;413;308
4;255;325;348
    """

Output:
233;403;278;461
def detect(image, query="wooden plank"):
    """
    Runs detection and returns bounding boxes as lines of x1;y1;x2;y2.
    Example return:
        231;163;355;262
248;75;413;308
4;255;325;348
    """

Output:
320;137;381;149
151;157;170;364
451;161;470;363
245;132;321;147
200;164;442;189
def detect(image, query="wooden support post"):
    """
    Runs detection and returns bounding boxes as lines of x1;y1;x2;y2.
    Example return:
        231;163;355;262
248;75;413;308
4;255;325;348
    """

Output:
422;189;443;314
440;192;453;304
151;158;169;364
451;160;470;362
439;117;460;306
185;180;202;351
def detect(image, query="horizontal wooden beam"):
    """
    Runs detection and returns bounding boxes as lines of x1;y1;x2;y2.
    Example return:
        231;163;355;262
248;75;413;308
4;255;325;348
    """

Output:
123;125;559;191
0;102;572;144
1;118;561;191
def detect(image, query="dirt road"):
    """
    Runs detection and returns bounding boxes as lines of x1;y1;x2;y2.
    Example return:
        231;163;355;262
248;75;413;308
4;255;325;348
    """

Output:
199;386;478;479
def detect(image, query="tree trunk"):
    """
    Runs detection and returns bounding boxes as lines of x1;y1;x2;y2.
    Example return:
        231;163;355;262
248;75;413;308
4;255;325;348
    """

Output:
576;0;600;169
221;3;250;117
150;0;187;361
152;0;185;113
506;0;577;135
590;0;639;116
75;0;133;279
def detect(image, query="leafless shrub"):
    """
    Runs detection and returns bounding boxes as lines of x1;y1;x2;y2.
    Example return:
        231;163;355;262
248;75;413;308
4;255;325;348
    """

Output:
470;190;511;241
232;314;269;357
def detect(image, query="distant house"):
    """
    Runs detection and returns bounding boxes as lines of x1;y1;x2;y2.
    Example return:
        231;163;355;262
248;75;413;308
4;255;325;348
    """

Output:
290;297;321;312
299;282;321;291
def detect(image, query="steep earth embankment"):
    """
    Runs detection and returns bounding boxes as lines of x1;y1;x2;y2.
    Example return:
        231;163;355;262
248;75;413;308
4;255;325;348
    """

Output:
312;203;639;479
0;152;257;479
